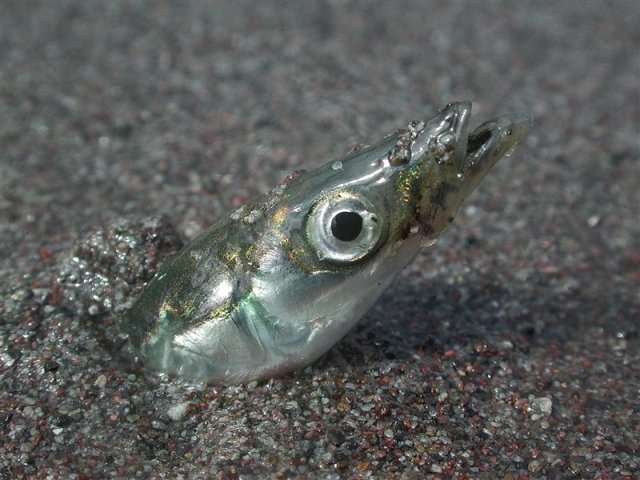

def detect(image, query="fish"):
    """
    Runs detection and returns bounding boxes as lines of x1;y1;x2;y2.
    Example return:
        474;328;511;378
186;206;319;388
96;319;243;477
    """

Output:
120;101;532;384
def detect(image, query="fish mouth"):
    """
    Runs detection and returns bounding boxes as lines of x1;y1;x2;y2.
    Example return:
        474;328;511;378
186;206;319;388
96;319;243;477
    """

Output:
437;101;533;174
412;102;533;233
463;110;533;172
441;102;533;196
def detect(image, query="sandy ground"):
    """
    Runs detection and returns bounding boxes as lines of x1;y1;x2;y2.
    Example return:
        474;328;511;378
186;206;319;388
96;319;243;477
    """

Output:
1;1;638;478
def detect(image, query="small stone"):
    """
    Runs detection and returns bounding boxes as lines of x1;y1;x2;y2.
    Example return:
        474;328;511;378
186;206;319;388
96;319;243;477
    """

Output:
530;397;552;416
94;374;107;389
528;459;542;473
0;352;15;368
373;449;387;459
167;402;190;421
151;420;168;430
587;215;600;227
10;288;33;302
43;359;60;372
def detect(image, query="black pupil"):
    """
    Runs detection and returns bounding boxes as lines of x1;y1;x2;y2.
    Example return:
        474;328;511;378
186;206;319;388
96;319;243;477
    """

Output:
331;211;363;241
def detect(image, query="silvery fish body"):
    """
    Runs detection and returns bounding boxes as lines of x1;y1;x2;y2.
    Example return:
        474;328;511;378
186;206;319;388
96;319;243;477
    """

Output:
120;102;532;384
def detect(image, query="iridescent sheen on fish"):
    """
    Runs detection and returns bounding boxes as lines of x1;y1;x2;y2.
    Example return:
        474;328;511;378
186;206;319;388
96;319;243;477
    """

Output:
120;102;532;384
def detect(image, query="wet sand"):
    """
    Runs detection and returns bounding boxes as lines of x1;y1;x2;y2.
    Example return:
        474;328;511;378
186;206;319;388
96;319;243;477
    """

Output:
1;1;638;478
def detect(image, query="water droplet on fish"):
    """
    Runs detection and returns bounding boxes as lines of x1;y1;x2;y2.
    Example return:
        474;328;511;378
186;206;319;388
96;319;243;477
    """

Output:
439;132;456;146
230;205;246;220
332;161;343;171
388;146;412;166
408;120;425;135
243;209;261;224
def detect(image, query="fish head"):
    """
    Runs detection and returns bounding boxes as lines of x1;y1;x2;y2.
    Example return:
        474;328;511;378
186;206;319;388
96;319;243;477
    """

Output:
279;101;533;271
252;102;532;363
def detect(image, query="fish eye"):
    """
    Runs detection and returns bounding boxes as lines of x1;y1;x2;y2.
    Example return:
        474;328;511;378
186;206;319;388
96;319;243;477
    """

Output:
307;191;385;263
330;211;363;241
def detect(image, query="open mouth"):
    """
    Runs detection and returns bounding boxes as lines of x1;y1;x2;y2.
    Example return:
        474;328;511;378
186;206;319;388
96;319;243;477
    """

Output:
409;102;533;223
463;120;497;170
466;125;493;158
403;101;532;182
455;104;534;173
